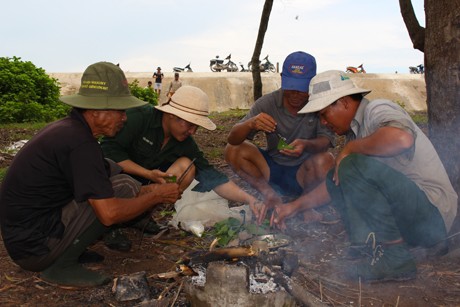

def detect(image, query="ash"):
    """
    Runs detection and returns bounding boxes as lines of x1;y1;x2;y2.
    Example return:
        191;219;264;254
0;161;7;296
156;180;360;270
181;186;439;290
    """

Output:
190;265;206;287
189;264;280;294
249;272;279;294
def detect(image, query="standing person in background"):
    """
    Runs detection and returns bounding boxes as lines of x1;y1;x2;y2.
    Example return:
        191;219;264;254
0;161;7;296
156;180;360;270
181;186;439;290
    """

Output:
273;70;458;282
167;72;182;98
0;62;181;287
152;67;164;95
225;51;335;225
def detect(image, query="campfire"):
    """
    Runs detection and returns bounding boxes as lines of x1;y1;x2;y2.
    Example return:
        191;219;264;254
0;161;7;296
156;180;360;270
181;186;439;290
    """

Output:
112;233;326;306
174;234;324;306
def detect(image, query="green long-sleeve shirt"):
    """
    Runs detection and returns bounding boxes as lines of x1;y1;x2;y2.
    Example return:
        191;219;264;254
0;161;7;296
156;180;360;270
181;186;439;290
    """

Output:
100;105;228;192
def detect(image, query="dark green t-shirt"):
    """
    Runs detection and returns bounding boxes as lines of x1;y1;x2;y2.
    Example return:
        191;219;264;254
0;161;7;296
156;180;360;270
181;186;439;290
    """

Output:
100;105;228;192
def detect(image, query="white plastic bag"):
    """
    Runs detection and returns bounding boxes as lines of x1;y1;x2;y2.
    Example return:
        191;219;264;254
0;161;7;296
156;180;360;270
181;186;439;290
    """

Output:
169;180;251;237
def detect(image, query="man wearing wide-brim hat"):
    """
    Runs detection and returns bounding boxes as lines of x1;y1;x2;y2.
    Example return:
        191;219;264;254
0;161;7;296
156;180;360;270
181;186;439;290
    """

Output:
0;62;181;288
272;70;458;282
101;85;261;224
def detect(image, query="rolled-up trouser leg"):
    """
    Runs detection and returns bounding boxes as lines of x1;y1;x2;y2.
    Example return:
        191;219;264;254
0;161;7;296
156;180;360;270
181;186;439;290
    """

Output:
326;154;446;247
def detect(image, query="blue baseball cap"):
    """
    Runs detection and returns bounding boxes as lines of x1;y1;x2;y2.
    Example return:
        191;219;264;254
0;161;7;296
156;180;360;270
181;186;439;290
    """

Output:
281;51;317;93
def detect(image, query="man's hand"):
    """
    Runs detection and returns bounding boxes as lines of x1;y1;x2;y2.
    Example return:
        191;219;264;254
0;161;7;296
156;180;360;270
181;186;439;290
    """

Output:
256;193;283;225
333;144;353;185
270;204;293;231
251;113;277;133
142;183;182;204
278;139;305;157
148;169;174;184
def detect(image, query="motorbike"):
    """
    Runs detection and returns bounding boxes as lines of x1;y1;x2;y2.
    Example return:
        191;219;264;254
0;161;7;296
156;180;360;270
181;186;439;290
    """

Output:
239;62;249;72
209;54;238;72
248;55;276;72
173;62;193;72
346;64;366;73
409;64;424;74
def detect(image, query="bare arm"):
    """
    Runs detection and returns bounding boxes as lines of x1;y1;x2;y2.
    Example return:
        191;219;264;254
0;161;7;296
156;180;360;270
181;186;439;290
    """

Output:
118;159;169;184
227;113;276;145
333;126;414;184
272;180;331;229
213;181;264;220
88;183;181;226
213;181;256;204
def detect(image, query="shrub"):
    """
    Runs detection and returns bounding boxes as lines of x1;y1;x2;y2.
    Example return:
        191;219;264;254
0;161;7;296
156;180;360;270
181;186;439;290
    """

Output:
128;79;158;106
0;57;69;123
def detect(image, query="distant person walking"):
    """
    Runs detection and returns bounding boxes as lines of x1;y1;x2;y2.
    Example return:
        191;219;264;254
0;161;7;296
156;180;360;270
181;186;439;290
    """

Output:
152;67;164;95
167;72;182;98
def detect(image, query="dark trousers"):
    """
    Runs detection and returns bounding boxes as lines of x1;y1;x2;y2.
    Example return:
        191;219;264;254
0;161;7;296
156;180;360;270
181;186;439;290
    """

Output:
16;174;141;271
326;154;446;247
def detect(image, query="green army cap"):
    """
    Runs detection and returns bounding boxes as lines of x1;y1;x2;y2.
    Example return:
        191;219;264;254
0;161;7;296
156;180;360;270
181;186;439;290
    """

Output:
60;62;147;110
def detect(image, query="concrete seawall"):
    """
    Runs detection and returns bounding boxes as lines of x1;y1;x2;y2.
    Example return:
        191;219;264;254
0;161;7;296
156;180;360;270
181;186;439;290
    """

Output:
50;72;427;112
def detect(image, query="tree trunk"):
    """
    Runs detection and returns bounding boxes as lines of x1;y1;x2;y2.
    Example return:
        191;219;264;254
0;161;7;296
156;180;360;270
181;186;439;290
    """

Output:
400;1;460;238
425;0;460;235
251;0;273;101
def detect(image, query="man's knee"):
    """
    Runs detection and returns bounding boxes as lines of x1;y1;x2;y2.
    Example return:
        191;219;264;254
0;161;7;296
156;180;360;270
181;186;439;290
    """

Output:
336;153;371;181
110;174;141;198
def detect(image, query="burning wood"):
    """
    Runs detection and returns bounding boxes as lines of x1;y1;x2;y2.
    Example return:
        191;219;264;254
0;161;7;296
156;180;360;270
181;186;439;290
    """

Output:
180;246;256;265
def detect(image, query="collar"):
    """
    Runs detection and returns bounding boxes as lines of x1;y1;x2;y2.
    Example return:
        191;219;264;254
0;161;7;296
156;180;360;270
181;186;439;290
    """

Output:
70;108;93;134
350;98;370;138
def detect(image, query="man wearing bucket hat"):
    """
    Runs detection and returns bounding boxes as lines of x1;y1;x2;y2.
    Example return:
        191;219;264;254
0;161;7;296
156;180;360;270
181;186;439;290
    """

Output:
225;51;335;225
272;70;457;282
101;85;262;222
0;62;181;287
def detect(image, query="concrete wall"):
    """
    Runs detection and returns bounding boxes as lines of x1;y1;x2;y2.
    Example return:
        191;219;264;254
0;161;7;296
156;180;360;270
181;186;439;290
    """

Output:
50;72;427;112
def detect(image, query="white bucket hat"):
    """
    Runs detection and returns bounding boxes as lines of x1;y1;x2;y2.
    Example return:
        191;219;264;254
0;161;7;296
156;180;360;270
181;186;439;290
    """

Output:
298;70;371;114
155;86;216;130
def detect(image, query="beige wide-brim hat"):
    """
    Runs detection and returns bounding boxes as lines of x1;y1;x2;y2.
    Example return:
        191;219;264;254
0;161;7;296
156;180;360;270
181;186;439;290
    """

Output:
298;70;371;114
155;86;216;130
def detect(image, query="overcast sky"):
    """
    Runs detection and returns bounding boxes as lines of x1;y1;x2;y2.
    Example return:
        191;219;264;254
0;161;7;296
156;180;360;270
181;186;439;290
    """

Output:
1;0;425;74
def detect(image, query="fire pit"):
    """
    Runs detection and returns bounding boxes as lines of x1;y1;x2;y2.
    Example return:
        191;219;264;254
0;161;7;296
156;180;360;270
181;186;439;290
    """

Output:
185;261;296;307
181;235;308;307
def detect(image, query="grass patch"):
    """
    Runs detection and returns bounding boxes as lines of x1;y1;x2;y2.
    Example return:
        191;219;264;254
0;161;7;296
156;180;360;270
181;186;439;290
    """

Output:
410;112;428;125
210;108;248;120
206;148;224;160
0;122;47;140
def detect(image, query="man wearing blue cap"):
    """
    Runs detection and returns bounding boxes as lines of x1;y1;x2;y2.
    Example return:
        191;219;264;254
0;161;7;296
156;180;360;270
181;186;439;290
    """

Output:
225;51;335;224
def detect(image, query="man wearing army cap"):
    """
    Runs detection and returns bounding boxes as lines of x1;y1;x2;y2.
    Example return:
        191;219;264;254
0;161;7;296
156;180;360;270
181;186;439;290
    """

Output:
0;62;181;287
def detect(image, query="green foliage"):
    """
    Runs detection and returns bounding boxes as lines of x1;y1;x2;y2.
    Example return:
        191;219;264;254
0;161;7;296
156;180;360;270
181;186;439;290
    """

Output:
128;79;158;106
209;217;270;247
0;57;68;123
211;217;242;246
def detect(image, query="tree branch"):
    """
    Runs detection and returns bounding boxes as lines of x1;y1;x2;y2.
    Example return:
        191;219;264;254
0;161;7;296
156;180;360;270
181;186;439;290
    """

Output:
399;0;426;52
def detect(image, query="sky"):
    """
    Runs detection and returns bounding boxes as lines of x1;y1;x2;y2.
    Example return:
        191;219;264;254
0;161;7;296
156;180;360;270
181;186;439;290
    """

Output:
1;0;425;74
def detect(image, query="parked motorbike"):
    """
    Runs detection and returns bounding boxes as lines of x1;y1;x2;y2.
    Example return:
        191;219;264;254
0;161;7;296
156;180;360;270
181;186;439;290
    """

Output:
248;55;276;72
173;62;193;72
239;62;249;72
409;64;424;74
346;64;366;73
210;54;238;72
